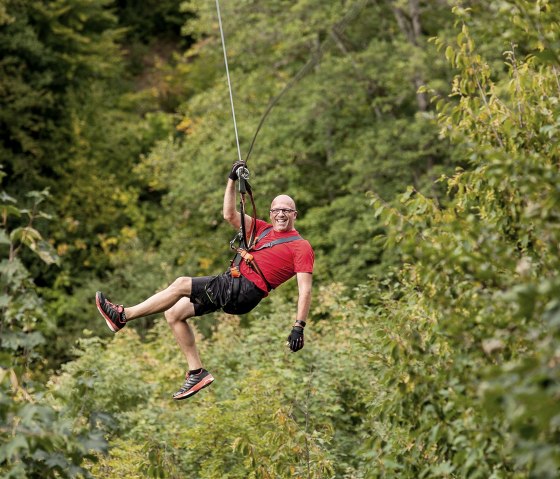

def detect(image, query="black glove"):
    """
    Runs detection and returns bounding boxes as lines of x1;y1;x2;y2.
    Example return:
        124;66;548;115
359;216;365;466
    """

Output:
228;160;247;181
287;326;304;352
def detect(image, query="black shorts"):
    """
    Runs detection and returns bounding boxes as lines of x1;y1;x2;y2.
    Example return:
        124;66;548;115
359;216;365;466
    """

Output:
190;272;266;317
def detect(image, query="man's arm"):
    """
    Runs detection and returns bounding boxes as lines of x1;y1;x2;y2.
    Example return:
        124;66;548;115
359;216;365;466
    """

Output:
286;272;313;352
223;179;240;228
294;272;313;324
223;177;253;232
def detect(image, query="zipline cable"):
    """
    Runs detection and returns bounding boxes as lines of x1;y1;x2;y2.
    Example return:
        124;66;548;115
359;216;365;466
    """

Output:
215;0;243;163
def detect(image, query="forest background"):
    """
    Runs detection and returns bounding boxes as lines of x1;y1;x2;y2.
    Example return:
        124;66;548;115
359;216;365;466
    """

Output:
1;0;559;478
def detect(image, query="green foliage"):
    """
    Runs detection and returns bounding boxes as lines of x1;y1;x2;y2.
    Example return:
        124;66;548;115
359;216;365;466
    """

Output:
52;296;368;478
115;0;188;45
0;172;105;478
0;0;122;182
0;0;179;281
1;176;58;368
0;0;189;357
3;0;560;477
357;4;560;477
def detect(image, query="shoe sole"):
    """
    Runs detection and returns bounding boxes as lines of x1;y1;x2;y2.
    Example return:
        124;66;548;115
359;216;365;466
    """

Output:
95;292;119;333
173;375;215;400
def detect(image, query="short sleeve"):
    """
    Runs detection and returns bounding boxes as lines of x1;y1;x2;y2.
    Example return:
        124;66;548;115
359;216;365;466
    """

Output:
293;240;314;273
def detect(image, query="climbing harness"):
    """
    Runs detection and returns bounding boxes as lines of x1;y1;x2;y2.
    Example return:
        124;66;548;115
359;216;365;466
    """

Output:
230;227;303;292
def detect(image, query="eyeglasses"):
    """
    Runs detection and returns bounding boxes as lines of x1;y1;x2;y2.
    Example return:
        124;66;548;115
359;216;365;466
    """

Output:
270;208;297;216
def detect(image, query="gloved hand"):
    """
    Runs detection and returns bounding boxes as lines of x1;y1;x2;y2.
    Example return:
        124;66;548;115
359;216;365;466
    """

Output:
287;326;304;352
228;160;247;181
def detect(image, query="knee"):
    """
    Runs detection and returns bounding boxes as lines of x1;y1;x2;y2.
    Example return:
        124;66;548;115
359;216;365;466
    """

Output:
164;306;183;325
164;297;195;325
169;276;192;295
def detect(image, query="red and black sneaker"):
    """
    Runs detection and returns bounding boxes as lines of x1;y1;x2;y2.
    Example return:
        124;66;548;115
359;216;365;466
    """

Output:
95;291;127;332
172;369;215;400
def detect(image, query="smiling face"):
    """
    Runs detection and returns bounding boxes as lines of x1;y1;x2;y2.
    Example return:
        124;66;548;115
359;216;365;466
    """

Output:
269;195;297;232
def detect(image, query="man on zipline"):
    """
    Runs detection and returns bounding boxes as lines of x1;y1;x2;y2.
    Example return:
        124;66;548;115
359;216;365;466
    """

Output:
95;161;314;400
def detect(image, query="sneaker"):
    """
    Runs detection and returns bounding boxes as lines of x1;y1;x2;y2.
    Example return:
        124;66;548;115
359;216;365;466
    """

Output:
96;291;127;332
172;369;215;400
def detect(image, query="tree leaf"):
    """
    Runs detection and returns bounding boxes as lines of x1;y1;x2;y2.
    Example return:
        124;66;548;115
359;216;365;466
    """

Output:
0;229;9;244
28;239;60;265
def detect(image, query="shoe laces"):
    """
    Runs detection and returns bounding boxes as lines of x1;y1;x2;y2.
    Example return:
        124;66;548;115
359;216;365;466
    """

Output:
105;298;123;313
180;371;201;390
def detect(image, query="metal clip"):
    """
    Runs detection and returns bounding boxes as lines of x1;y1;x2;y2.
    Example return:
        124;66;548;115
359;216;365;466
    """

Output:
237;166;251;194
229;229;242;250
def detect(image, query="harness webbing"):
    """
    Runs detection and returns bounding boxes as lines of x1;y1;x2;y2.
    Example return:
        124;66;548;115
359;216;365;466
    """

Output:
251;227;303;251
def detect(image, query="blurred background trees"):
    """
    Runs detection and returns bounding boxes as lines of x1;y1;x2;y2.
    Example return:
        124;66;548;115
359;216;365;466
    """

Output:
1;0;559;477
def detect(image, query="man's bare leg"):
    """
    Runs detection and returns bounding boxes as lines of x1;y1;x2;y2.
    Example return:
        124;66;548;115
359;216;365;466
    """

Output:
165;297;214;400
124;277;193;320
164;297;203;370
96;277;213;399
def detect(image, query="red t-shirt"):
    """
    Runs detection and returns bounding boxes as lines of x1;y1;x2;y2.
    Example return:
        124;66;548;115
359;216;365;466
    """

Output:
239;219;314;294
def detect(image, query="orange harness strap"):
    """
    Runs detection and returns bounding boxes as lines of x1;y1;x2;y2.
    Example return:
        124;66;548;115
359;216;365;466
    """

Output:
233;248;271;291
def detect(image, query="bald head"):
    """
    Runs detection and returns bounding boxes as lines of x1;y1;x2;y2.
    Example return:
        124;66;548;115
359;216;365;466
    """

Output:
271;195;296;210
